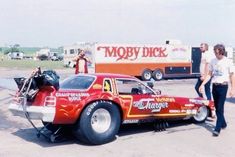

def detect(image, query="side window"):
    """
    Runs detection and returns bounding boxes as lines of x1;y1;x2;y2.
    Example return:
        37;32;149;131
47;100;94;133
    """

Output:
70;49;75;54
116;79;154;95
103;79;112;92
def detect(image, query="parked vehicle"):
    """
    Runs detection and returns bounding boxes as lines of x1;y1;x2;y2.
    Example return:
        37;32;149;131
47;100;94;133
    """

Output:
9;72;215;145
63;42;234;80
50;53;63;61
63;42;95;67
95;43;196;81
8;52;24;60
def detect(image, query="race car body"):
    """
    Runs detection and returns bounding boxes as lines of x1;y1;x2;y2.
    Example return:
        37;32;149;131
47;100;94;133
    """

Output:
9;73;215;144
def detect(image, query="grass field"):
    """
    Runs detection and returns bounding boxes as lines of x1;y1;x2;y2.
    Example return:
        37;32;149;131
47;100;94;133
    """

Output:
0;54;65;69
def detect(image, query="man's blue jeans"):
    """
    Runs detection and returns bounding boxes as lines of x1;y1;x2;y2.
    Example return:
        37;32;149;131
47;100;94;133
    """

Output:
212;84;228;132
195;78;212;100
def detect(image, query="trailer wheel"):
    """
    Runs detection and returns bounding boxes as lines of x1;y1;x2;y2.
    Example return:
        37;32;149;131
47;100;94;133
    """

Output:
74;101;121;145
141;69;152;81
152;69;164;81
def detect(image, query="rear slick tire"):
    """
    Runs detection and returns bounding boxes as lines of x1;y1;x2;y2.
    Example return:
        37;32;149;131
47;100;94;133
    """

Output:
75;101;121;145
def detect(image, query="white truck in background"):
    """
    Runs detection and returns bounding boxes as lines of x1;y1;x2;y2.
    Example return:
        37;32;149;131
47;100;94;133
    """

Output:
63;42;96;68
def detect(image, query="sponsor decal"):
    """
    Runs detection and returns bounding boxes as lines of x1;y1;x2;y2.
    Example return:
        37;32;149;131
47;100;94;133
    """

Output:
155;97;175;102
123;119;139;124
133;98;168;113
189;99;209;105
56;92;90;102
92;84;102;89
181;109;186;113
186;109;197;115
184;104;195;107
169;110;181;113
172;47;187;52
68;96;80;102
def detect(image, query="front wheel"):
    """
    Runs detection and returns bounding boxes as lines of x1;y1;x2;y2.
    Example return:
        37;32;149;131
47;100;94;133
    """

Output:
192;106;209;123
74;101;121;145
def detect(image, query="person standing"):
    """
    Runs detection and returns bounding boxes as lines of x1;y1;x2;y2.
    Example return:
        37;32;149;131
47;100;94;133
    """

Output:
73;49;91;74
195;43;212;100
199;44;235;136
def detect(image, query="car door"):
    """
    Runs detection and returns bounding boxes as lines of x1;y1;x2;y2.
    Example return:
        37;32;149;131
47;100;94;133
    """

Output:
116;79;163;118
116;78;186;119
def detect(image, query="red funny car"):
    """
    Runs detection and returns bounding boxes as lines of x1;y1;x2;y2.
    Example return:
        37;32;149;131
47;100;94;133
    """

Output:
9;71;215;145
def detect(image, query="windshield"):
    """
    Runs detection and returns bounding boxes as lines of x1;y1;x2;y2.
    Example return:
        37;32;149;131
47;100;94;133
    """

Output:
60;75;95;90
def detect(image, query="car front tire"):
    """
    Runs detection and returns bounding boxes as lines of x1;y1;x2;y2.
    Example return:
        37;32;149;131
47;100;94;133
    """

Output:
192;106;209;123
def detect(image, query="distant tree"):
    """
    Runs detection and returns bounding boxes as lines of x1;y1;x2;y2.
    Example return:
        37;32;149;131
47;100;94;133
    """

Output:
4;44;21;54
14;44;20;48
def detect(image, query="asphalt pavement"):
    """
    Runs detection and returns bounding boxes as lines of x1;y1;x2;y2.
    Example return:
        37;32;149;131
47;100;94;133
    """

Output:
1;74;235;157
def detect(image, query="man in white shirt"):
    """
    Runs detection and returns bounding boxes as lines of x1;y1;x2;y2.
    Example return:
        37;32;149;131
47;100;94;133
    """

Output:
195;43;212;100
199;44;235;136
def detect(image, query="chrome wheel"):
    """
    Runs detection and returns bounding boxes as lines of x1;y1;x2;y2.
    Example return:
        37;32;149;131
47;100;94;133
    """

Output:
193;106;208;122
155;71;163;80
91;108;111;133
153;69;163;81
144;72;151;80
141;69;152;81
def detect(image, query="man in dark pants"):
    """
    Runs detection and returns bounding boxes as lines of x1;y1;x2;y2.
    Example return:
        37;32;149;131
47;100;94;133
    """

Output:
195;77;211;99
195;43;212;100
212;84;228;131
199;44;235;136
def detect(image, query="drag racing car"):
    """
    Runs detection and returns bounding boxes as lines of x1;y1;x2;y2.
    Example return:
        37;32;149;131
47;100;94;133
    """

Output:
9;70;215;145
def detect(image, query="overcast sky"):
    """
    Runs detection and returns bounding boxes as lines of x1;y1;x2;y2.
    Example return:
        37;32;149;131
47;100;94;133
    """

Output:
0;0;235;47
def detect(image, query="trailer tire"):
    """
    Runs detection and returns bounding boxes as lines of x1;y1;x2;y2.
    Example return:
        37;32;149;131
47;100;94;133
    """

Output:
141;69;152;81
152;69;164;81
